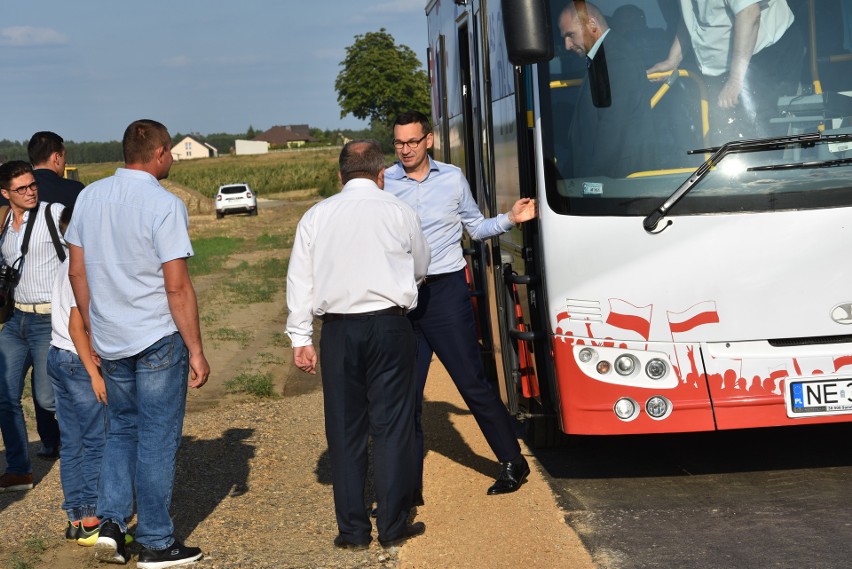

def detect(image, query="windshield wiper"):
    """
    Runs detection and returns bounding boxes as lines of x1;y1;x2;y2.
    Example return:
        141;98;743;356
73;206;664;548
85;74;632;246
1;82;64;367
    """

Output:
748;156;852;171
642;132;852;233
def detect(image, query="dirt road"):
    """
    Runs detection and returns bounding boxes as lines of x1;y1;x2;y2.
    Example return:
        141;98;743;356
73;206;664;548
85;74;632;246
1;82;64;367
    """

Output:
0;198;594;569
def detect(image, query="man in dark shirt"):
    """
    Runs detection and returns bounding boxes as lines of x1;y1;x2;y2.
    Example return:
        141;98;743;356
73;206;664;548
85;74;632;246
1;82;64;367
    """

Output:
0;131;83;208
28;131;84;207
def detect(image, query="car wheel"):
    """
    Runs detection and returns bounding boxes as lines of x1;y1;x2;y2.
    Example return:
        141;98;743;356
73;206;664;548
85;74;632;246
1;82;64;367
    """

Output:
251;208;258;216
216;211;224;219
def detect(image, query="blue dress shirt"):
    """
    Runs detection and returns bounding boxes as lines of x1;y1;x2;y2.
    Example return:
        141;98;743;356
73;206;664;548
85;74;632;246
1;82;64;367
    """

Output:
384;157;514;275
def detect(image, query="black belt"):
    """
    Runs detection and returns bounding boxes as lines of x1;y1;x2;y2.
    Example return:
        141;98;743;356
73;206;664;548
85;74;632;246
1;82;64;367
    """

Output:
423;270;461;285
321;306;406;322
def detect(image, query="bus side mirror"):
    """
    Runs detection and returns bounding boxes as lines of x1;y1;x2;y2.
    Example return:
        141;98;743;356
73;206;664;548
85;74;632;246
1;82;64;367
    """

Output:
501;0;554;65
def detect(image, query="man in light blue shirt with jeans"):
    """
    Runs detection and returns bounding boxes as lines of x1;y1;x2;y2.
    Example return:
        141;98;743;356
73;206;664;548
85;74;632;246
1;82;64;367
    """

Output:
66;119;209;569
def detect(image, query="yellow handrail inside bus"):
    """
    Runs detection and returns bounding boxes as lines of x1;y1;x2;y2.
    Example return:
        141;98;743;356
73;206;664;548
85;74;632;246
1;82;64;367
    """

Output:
551;69;710;140
627;167;699;179
809;0;822;94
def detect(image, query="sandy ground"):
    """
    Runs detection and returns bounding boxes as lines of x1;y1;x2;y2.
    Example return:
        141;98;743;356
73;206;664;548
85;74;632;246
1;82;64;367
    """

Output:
401;359;594;569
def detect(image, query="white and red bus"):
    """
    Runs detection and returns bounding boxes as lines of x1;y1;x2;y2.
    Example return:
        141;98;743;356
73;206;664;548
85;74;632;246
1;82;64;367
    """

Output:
425;0;852;444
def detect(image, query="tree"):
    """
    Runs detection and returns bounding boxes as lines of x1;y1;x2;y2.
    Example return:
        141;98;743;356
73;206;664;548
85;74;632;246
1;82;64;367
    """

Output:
335;29;431;130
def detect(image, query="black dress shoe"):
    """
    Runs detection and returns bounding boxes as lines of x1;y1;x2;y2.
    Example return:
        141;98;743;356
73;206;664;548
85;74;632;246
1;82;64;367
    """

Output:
333;534;370;550
36;445;59;460
487;454;530;495
378;521;426;548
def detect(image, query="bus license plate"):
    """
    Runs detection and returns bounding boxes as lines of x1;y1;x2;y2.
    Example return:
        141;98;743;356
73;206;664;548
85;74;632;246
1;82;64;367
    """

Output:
786;378;852;418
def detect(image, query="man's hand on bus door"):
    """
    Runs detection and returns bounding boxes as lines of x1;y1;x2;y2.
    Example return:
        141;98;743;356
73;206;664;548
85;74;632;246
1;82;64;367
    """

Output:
508;198;537;225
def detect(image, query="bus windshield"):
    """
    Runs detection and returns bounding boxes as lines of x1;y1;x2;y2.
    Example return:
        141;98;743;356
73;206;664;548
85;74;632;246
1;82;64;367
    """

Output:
539;0;852;217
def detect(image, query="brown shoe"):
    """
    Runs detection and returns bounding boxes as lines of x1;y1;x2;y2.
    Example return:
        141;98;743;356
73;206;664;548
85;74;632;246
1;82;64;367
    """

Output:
0;472;33;493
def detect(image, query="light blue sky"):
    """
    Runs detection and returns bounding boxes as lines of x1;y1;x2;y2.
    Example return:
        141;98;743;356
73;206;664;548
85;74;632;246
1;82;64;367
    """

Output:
0;1;428;142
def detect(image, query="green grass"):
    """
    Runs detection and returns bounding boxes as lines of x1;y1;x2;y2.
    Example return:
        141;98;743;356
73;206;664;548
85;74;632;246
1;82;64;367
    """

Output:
6;536;48;569
224;258;287;303
255;233;293;250
76;161;122;186
23;537;46;554
256;351;285;365
224;372;277;398
9;554;33;569
189;237;245;276
271;332;291;348
210;327;253;348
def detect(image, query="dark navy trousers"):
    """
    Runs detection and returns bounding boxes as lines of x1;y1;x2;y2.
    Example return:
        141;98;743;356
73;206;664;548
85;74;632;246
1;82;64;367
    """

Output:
409;269;521;489
319;313;417;544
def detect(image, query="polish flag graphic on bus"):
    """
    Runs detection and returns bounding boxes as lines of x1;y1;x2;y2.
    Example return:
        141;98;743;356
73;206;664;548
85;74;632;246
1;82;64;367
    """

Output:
605;298;653;340
666;301;720;335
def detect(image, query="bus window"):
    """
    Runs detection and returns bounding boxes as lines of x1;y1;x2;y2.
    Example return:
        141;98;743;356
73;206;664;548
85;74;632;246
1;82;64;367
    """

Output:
541;0;852;218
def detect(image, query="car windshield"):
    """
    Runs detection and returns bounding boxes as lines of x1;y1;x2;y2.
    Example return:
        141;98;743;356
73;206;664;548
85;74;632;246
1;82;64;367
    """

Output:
221;186;248;194
540;0;852;217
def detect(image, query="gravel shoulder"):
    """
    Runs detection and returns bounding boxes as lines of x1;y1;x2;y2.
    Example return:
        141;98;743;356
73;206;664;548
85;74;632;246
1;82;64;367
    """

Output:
0;201;594;569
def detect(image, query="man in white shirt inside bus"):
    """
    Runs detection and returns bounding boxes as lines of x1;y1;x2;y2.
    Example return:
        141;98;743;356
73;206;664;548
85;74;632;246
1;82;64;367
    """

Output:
648;0;804;137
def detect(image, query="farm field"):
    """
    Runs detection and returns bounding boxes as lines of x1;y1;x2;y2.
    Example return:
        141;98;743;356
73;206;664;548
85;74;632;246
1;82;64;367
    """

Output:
74;146;341;199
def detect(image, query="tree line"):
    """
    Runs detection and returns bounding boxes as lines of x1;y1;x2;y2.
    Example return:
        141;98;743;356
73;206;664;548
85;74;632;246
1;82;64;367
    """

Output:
0;128;372;165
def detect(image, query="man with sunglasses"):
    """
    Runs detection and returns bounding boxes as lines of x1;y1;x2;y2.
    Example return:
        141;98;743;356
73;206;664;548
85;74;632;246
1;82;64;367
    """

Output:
0;160;66;493
384;111;536;502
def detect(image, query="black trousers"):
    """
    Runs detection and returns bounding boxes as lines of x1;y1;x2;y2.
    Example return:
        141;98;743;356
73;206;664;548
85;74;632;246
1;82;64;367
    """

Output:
319;313;417;543
409;270;521;489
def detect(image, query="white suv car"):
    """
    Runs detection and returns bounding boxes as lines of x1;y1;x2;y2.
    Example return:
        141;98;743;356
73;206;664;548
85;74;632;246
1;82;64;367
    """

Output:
215;183;257;219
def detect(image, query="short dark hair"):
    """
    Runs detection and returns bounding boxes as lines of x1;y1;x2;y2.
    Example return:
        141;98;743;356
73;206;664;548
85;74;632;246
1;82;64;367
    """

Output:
28;131;65;166
339;139;385;184
0;160;34;191
122;119;171;164
394;111;432;135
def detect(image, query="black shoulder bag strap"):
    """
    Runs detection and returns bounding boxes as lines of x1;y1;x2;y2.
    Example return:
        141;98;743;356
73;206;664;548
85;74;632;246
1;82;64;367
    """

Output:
0;208;11;267
44;204;67;263
11;204;39;274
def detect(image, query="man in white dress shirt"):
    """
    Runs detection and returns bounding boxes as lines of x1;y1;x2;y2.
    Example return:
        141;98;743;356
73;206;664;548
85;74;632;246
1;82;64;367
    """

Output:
648;0;803;137
286;139;430;549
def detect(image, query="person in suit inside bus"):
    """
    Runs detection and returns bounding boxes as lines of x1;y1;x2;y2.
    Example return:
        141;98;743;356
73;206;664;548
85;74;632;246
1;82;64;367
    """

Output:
559;1;656;178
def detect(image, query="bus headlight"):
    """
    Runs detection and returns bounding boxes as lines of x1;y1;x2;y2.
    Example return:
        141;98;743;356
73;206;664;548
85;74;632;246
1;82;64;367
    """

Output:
578;347;596;363
614;397;639;421
645;396;671;419
596;360;611;374
614;354;637;376
645;358;668;380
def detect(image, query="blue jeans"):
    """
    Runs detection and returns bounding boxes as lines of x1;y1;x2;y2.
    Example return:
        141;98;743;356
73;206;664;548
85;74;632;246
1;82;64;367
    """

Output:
96;333;189;550
48;346;107;521
0;310;55;475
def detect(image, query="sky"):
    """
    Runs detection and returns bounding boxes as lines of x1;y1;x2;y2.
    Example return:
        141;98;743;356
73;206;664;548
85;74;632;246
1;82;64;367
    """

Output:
0;0;428;142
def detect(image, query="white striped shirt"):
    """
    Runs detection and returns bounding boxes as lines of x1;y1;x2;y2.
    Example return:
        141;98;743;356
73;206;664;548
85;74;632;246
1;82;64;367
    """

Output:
0;202;66;304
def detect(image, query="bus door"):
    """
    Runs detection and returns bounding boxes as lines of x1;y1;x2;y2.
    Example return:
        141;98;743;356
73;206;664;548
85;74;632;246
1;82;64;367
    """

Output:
479;0;552;436
449;13;506;397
